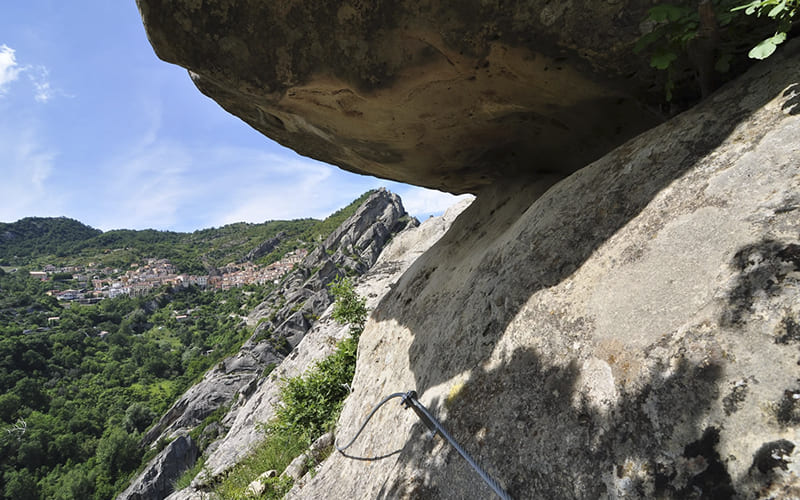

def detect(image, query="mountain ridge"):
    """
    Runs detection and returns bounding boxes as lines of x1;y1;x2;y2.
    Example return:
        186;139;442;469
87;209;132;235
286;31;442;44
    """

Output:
0;191;377;272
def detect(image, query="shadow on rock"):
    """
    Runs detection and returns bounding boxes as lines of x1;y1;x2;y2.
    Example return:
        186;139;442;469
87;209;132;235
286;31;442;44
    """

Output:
782;83;799;115
372;48;800;394
721;239;800;326
362;44;800;500
378;347;732;499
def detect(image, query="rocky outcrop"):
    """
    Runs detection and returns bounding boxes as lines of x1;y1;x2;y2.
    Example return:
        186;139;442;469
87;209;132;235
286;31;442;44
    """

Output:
141;189;413;448
166;199;471;499
240;231;286;263
280;433;334;482
135;0;666;193
126;190;415;499
290;44;800;499
118;436;198;500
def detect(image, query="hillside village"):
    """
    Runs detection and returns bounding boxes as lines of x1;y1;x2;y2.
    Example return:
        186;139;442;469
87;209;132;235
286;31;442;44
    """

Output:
28;248;308;303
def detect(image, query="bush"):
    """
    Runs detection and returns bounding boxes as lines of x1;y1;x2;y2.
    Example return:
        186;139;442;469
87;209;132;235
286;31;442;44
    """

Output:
270;336;357;440
123;402;155;433
329;277;366;338
212;432;306;499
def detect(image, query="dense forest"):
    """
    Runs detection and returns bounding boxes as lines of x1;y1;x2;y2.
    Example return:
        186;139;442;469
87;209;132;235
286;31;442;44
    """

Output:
0;191;374;500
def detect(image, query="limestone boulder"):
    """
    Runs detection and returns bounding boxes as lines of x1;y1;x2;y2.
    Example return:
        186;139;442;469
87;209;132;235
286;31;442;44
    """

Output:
136;0;665;193
290;43;800;499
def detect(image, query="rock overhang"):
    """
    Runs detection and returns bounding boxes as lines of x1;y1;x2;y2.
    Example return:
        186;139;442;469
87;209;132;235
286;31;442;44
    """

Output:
137;0;669;193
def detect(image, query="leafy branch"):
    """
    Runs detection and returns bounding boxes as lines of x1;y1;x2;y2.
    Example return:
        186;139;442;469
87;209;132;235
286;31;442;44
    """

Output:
733;0;799;58
635;0;798;100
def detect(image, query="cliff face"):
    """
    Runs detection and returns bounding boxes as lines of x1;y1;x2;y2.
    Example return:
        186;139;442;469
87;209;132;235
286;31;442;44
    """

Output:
290;45;800;499
166;199;472;500
135;0;664;194
120;189;416;500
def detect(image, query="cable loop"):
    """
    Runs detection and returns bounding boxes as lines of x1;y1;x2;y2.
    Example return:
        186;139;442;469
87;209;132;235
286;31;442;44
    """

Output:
334;390;513;500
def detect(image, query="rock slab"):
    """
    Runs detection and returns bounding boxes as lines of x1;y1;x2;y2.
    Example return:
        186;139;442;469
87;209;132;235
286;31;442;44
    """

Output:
136;0;663;193
117;435;198;500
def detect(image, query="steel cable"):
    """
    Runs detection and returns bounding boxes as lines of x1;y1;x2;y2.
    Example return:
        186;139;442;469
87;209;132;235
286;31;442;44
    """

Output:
334;390;513;500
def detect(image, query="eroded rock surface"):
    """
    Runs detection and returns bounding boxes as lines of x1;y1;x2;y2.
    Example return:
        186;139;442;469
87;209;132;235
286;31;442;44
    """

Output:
136;0;664;193
290;44;800;499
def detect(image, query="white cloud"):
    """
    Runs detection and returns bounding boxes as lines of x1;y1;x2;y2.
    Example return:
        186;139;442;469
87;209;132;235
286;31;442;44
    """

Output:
0;123;60;222
92;142;194;231
0;44;21;95
89;128;359;231
28;66;54;103
0;44;58;102
203;151;342;227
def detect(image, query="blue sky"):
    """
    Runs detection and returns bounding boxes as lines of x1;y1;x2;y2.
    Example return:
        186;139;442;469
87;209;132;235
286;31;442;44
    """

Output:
0;1;470;232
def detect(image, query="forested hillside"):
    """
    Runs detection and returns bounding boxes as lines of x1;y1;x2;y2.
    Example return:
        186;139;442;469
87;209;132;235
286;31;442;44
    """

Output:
0;191;376;273
0;217;102;261
0;191;376;500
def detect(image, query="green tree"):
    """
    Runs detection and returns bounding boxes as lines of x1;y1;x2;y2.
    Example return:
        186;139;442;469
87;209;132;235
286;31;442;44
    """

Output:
0;393;21;422
3;469;38;500
733;0;799;58
95;426;141;477
123;402;155;433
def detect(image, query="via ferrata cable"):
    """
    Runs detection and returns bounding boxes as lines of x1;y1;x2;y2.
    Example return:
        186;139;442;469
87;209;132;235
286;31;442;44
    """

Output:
335;390;513;500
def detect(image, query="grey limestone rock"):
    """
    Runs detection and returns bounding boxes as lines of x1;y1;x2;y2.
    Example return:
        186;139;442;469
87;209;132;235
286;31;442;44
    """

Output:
116;435;198;500
134;189;417;498
290;42;800;500
141;189;412;449
280;433;334;482
245;469;277;497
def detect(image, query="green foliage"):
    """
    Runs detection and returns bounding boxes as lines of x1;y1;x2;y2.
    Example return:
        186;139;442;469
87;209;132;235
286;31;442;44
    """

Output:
635;4;702;70
635;0;797;100
173;457;206;491
265;276;367;438
0;190;376;272
213;283;368;498
0;191;377;499
635;1;735;100
211;432;303;500
733;0;798;58
329;277;367;338
124;402;156;433
262;362;277;378
0;217;101;264
95;427;141;477
212;334;357;498
0;273;255;499
270;336;358;439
